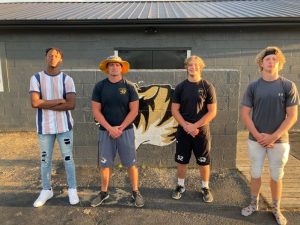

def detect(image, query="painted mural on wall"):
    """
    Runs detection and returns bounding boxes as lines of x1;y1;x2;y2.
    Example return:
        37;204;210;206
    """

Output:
95;84;178;149
134;84;177;148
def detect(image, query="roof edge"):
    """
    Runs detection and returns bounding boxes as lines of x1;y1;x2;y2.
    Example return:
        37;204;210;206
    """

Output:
0;0;269;3
1;17;300;29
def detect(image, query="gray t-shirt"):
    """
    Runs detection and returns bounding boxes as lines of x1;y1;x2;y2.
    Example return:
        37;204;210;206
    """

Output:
242;76;299;143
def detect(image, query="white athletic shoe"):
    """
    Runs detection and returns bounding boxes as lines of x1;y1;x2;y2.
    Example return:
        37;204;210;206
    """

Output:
33;189;54;207
68;188;80;205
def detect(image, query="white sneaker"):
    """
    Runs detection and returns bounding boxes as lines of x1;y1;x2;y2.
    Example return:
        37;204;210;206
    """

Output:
33;189;53;207
68;188;79;205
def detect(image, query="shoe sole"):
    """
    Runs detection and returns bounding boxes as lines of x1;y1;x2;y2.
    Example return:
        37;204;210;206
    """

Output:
201;191;213;203
172;194;182;200
70;199;80;205
135;202;144;208
241;210;257;217
202;197;213;203
91;194;109;207
33;193;54;208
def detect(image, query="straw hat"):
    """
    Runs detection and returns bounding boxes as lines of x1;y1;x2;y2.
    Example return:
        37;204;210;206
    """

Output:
99;56;130;75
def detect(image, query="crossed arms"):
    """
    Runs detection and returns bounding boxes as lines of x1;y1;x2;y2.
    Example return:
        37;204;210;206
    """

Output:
30;91;76;111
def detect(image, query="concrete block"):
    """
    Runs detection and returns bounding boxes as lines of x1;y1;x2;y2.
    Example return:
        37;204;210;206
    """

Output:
83;84;95;98
215;110;239;123
69;71;97;84
228;97;239;110
210;123;225;134
73;123;98;146
228;84;240;97
75;84;84;97
84;111;95;123
76;97;91;110
228;71;241;84
137;144;174;167
225;123;238;135
217;97;229;111
72;110;85;123
215;85;229;97
74;145;97;160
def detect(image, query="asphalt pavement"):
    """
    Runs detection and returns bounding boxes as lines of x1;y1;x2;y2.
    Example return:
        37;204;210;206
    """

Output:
0;165;299;225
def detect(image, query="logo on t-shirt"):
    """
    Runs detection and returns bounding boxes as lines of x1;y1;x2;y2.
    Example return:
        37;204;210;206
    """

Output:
278;92;285;104
119;88;127;95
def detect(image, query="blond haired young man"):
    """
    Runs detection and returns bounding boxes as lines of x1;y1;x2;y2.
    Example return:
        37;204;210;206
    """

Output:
171;55;217;202
241;46;299;225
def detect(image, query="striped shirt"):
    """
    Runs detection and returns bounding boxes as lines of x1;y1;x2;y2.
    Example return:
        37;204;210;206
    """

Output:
29;71;76;134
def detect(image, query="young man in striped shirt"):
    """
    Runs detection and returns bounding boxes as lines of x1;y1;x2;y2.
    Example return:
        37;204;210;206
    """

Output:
29;47;79;207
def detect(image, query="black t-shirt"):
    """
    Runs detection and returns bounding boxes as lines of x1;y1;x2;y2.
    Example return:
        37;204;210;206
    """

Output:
172;79;217;124
92;78;139;130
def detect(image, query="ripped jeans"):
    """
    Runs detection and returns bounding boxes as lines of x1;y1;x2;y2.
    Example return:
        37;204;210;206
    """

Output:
38;130;77;190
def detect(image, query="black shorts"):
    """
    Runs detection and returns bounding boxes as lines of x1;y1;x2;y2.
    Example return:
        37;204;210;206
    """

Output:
175;126;211;166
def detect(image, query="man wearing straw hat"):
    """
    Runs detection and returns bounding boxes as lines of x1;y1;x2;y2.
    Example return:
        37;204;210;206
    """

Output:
90;55;144;208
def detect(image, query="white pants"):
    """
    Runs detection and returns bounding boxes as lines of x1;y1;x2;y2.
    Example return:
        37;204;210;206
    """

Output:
247;139;290;181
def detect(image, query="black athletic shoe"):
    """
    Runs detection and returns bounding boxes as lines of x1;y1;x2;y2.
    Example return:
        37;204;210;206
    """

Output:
132;191;144;208
172;185;186;200
91;191;109;207
201;187;213;203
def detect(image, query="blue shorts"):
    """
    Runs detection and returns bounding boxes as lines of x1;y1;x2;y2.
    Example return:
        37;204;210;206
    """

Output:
98;128;137;168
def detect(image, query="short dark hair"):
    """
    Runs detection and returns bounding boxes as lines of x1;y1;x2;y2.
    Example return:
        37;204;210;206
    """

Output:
45;47;63;58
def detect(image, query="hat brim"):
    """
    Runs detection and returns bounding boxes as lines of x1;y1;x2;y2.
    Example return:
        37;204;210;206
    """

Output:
99;59;130;75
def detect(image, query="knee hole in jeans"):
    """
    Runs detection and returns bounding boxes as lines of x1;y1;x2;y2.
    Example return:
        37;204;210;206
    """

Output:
41;151;47;162
64;138;71;145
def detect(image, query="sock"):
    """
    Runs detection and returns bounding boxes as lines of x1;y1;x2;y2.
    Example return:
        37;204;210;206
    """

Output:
201;181;209;189
251;195;259;205
273;199;280;210
241;195;259;216
178;178;185;187
272;200;287;225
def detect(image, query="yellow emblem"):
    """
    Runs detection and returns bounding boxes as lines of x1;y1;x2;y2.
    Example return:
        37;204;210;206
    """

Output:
119;88;127;95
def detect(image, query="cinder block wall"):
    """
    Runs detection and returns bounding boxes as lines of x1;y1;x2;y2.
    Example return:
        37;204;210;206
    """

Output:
0;27;299;168
0;27;299;133
69;69;240;169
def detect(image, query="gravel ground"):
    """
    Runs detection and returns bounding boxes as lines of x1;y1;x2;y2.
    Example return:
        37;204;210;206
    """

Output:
1;132;299;225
